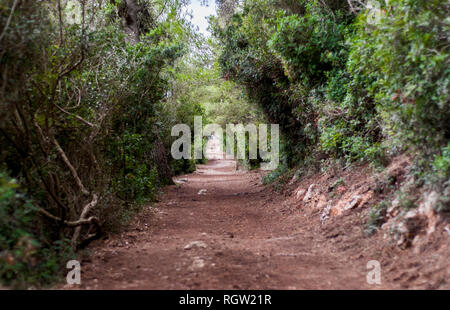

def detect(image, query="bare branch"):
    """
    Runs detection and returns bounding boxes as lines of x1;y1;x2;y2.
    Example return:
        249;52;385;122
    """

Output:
57;0;64;45
0;0;20;43
71;194;99;247
50;135;90;196
53;102;95;127
37;206;99;227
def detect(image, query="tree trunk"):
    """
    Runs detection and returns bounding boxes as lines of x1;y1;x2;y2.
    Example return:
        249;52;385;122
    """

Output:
116;0;174;185
122;0;140;44
152;124;174;185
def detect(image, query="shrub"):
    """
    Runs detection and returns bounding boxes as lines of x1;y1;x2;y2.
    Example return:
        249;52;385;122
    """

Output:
433;143;450;179
348;0;450;159
0;172;74;288
365;200;388;236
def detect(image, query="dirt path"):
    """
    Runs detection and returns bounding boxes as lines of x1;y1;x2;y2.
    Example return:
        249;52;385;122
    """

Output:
74;137;390;290
72;136;449;290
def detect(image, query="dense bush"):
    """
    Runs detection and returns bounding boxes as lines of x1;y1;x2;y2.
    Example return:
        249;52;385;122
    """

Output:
349;0;449;158
0;172;74;287
213;0;449;177
0;0;203;287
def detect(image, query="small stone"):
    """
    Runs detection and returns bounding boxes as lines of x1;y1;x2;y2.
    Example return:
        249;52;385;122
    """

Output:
184;241;207;250
444;225;450;236
320;203;332;224
289;173;299;185
296;188;306;200
191;257;205;269
198;189;207;195
344;195;361;210
387;204;400;218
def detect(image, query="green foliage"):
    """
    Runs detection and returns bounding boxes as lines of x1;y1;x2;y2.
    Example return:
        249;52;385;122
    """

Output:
268;2;350;88
0;0;199;287
0;172;74;288
433;143;450;178
214;0;449;187
262;140;290;184
349;0;450;158
365;200;388;236
113;131;160;202
212;0;379;169
262;164;288;185
329;178;345;192
396;190;417;210
434;183;450;213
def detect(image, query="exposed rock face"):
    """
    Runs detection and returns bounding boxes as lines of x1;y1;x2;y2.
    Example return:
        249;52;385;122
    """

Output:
387;197;401;218
320;203;332;224
383;191;441;248
344;195;362;211
295;180;372;218
316;195;328;210
296;188;306;200
289;155;443;252
418;191;439;235
302;184;317;202
329;190;373;217
396;210;427;247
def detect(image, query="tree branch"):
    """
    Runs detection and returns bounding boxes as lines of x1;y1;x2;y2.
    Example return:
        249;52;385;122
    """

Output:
50;135;90;196
71;194;98;247
0;0;20;43
53;102;95;127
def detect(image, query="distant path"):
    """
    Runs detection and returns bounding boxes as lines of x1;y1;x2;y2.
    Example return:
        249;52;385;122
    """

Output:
74;136;379;289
